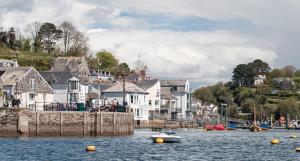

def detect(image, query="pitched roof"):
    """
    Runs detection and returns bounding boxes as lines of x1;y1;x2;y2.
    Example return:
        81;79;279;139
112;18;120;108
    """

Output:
161;87;176;100
134;79;159;89
51;56;90;75
126;73;140;81
160;80;187;86
103;81;148;94
92;83;114;91
0;67;31;85
40;71;74;84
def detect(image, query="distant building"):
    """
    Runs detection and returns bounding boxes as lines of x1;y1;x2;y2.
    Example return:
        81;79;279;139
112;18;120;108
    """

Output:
254;75;266;86
272;77;295;89
0;67;54;110
135;79;161;118
126;70;151;81
102;81;149;125
0;59;18;67
160;80;192;120
160;86;177;118
89;70;113;81
51;56;90;80
40;71;89;105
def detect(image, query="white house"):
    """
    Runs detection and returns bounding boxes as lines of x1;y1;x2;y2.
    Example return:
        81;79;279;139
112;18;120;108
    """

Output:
40;71;89;105
102;81;149;125
0;67;54;110
135;79;161;119
161;80;192;120
254;75;266;86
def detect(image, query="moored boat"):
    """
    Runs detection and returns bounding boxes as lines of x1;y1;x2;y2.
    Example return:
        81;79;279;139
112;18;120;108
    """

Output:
214;124;225;131
227;123;237;130
205;124;214;131
151;133;181;143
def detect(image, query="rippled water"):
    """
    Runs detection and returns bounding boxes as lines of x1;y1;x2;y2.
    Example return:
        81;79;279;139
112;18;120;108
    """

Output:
0;129;300;161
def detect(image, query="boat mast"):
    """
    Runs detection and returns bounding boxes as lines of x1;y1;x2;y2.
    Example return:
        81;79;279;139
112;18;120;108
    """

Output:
253;103;256;125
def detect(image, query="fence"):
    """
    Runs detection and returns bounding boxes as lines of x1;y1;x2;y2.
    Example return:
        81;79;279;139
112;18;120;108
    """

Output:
27;102;127;112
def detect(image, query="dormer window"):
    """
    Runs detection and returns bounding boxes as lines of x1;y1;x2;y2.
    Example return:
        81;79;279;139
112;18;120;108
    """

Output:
69;80;79;90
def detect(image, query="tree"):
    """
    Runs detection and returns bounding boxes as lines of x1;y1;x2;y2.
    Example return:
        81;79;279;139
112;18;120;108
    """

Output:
134;59;148;74
25;22;41;52
96;50;118;71
295;69;300;77
193;87;214;104
251;59;271;75
69;31;88;56
38;23;62;54
60;21;75;55
275;97;299;120
112;63;131;106
8;27;16;49
232;64;255;87
281;65;296;77
268;68;282;80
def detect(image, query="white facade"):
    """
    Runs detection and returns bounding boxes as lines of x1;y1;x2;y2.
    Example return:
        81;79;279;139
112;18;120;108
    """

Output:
103;92;149;121
18;92;53;111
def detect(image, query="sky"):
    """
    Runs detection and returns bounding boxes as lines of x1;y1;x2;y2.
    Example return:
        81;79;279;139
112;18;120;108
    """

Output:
0;0;299;89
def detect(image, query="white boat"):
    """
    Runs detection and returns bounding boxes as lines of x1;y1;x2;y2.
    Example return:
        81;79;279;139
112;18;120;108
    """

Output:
150;133;181;143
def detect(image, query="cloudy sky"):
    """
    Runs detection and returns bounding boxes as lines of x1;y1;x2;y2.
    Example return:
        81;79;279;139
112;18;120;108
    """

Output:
1;0;299;88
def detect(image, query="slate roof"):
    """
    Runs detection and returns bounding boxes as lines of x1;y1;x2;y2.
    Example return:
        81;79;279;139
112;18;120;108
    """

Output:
103;81;148;94
40;71;74;84
161;87;177;100
92;83;114;91
0;67;31;85
134;79;159;89
160;80;187;87
51;56;90;75
126;73;140;81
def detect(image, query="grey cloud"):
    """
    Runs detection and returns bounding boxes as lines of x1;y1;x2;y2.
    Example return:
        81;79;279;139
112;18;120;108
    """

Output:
0;0;33;12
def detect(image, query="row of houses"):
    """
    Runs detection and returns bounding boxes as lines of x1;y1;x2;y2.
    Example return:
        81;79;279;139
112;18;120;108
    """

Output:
0;57;192;124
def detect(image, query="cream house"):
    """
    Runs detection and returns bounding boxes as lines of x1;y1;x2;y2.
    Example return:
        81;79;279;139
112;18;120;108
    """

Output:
135;79;161;119
102;81;149;125
0;67;53;110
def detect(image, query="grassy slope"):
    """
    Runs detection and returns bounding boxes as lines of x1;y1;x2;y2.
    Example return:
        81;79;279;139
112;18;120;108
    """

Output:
0;46;55;71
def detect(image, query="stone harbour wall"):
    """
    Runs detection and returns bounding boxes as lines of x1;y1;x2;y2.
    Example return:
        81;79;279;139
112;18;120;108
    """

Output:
0;109;134;137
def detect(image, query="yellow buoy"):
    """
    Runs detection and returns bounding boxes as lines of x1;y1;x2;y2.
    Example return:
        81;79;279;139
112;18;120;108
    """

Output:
156;138;164;143
296;147;300;152
290;135;297;138
271;139;279;144
86;145;96;151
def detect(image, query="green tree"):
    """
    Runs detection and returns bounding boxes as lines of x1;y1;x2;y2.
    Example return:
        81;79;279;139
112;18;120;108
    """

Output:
281;65;296;77
232;64;255;87
112;63;131;106
96;50;118;71
295;69;300;77
251;59;271;75
193;87;214;104
25;21;41;52
38;23;62;54
268;68;282;80
275;97;300;120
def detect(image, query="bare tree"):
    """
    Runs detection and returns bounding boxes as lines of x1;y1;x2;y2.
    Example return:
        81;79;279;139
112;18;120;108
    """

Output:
69;31;89;56
25;22;41;52
60;21;75;55
134;59;148;73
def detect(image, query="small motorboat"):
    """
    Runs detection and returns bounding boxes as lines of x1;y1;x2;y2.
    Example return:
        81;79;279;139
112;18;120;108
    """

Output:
151;133;181;143
164;130;176;135
214;124;225;131
205;124;214;131
227;123;237;130
260;123;270;131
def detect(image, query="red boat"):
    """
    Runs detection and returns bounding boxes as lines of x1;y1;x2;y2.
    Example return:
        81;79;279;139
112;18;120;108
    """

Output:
214;124;225;131
205;124;214;131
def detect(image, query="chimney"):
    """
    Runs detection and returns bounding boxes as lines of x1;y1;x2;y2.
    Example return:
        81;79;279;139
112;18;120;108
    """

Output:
140;70;146;80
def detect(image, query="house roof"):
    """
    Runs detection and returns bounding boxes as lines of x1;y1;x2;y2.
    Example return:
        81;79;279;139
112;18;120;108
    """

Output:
134;79;159;89
160;80;187;86
51;56;90;75
161;87;177;100
0;67;32;85
103;81;148;94
92;83;114;91
40;71;74;84
126;73;140;81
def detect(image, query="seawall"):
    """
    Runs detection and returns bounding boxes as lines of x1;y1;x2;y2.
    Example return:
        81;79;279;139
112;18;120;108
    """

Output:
0;109;134;137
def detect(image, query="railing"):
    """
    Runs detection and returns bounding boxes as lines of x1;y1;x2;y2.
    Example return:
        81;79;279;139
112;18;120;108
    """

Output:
26;102;127;112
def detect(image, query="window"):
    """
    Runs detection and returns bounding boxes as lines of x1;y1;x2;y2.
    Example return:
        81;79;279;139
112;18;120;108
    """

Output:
148;100;152;106
29;93;35;101
88;85;92;92
155;100;159;106
69;93;79;102
30;78;35;90
130;95;134;103
137;109;140;116
69;81;78;90
43;93;46;101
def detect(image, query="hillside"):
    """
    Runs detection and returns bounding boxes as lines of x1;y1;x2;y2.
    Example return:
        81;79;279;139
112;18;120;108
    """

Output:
0;46;55;71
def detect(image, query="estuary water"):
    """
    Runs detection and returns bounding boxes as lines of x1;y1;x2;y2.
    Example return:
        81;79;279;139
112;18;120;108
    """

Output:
0;129;300;161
